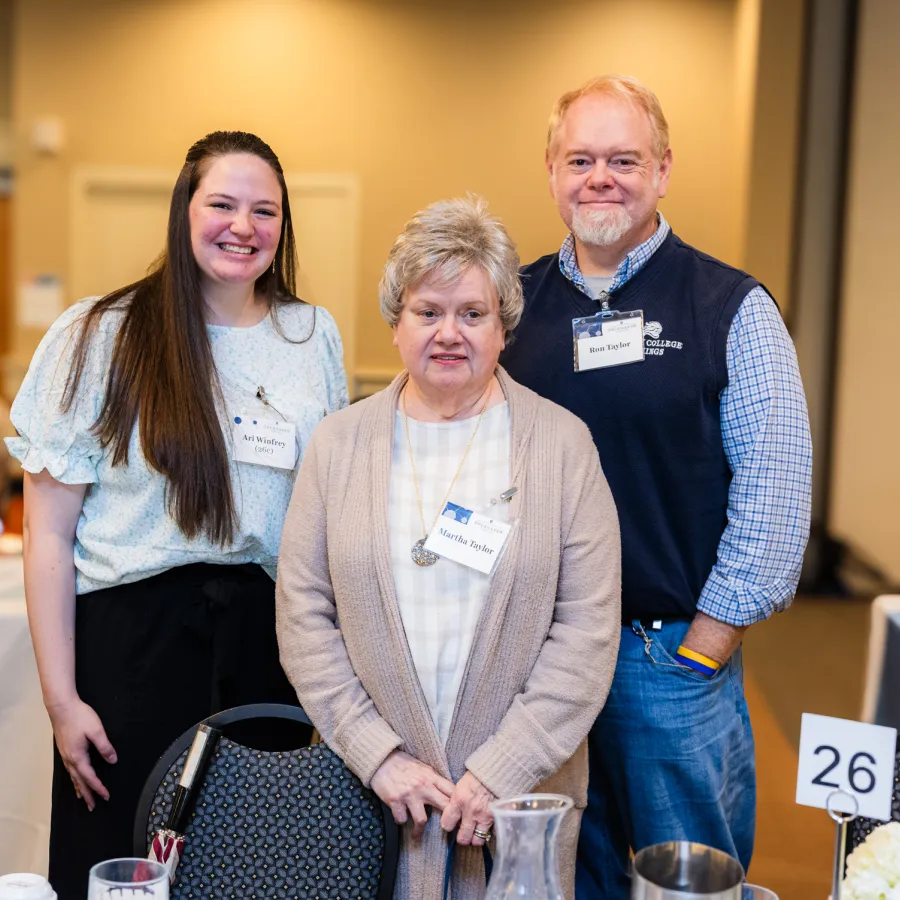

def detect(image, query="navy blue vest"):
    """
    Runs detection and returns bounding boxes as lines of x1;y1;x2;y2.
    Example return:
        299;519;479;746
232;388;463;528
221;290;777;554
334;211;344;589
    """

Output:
500;231;760;622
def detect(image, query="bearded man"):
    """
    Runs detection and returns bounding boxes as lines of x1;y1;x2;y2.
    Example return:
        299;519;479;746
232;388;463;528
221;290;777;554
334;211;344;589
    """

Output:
499;75;812;898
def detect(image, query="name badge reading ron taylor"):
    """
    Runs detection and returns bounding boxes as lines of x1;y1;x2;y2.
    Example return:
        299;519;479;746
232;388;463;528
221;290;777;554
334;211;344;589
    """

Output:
232;415;297;470
423;501;512;575
573;310;645;372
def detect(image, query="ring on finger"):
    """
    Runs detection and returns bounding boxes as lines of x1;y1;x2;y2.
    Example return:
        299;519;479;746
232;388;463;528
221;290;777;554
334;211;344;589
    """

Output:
473;827;492;841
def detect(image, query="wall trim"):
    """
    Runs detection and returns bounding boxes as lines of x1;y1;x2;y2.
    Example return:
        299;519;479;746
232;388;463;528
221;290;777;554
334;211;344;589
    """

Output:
353;366;399;399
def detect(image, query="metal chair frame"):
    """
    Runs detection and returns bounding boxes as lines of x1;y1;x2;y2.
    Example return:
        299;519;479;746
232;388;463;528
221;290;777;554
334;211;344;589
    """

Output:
133;703;399;900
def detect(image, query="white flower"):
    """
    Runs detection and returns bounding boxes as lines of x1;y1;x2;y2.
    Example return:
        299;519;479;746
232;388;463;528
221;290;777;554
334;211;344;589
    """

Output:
869;824;900;874
844;868;892;900
843;823;900;900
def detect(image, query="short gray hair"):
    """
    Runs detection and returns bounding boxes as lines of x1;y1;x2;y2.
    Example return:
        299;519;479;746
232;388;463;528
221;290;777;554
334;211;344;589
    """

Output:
547;74;670;161
379;195;524;333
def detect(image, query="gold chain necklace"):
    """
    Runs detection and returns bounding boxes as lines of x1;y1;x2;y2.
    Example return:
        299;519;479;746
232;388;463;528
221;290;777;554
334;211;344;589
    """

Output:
402;384;492;567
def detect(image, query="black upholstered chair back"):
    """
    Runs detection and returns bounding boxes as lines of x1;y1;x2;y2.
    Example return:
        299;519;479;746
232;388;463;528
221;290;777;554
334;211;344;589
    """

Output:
134;703;398;900
847;737;900;851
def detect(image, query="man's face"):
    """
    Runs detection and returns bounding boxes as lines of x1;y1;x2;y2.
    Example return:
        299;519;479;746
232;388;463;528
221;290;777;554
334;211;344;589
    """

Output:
547;94;672;252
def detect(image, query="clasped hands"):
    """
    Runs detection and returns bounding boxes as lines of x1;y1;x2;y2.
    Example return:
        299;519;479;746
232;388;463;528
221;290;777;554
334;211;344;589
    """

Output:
371;749;495;845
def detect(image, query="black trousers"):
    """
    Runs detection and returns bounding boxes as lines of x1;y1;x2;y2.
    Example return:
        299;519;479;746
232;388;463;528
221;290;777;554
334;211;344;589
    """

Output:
48;563;300;900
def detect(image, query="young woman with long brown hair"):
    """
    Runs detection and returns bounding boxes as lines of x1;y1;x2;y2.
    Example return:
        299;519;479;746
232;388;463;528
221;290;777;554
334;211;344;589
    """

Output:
6;131;347;899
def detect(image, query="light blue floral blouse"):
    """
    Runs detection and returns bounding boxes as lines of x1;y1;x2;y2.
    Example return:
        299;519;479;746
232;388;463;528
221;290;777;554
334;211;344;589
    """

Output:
6;298;349;594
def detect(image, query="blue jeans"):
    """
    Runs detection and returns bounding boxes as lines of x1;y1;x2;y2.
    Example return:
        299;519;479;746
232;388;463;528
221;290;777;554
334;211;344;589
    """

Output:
575;620;756;899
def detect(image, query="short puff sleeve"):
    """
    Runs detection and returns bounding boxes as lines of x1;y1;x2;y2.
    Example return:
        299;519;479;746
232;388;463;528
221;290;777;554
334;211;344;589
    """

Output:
314;307;350;412
6;299;116;484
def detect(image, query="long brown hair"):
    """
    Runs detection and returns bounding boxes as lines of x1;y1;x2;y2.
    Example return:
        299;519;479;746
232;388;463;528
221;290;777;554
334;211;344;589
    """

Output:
64;131;301;545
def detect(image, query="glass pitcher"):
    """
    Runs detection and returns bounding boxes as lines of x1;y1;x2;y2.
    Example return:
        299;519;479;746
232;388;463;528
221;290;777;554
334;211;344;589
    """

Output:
485;794;573;900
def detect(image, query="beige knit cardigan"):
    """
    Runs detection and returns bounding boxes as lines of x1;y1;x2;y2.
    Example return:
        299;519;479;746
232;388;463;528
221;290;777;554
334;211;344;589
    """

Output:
275;367;621;900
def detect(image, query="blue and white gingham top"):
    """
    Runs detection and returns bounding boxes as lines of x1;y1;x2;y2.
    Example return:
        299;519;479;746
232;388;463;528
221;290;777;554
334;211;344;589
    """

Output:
559;215;812;626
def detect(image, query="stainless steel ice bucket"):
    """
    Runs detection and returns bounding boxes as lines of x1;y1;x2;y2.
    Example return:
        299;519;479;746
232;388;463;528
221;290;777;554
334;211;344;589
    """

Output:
631;841;744;900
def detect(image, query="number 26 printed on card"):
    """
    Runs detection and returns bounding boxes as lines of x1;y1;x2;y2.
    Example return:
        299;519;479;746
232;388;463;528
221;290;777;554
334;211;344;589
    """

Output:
796;713;897;821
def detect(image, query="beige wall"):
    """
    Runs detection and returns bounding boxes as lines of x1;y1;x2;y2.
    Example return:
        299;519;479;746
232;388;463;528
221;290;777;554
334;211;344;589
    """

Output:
10;0;763;382
0;0;12;167
830;0;900;581
0;0;11;121
741;0;805;315
0;0;13;119
732;0;762;266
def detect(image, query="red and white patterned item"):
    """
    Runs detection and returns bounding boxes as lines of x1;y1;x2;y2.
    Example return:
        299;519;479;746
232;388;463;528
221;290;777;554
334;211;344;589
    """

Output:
149;828;185;884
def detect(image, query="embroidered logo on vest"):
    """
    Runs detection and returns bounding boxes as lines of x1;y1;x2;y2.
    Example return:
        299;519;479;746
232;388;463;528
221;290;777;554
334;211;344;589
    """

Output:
643;321;684;356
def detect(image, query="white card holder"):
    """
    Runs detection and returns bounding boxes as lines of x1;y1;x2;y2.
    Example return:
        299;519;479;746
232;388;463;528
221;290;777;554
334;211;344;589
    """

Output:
231;411;298;470
424;500;514;575
573;309;645;372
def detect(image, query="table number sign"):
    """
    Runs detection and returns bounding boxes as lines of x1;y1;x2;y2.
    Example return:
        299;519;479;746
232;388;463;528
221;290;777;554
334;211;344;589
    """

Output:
796;713;897;821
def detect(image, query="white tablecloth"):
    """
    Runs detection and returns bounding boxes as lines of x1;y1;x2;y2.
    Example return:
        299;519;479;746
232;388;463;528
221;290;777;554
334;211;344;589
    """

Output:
0;557;52;877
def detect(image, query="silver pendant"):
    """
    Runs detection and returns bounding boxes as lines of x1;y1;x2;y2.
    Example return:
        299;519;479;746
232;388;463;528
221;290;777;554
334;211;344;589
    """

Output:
411;538;439;567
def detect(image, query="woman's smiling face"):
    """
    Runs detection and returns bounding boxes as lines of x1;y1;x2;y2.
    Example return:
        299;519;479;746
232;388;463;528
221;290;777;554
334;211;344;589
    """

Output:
188;152;283;292
393;266;505;400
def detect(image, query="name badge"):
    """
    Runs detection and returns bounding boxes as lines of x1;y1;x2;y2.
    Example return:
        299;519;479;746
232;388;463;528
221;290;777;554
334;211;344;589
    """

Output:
232;414;297;470
423;501;512;575
573;310;644;372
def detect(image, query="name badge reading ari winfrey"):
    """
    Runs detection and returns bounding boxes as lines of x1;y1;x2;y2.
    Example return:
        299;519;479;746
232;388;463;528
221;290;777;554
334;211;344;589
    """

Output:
424;501;512;575
573;310;645;372
232;415;297;470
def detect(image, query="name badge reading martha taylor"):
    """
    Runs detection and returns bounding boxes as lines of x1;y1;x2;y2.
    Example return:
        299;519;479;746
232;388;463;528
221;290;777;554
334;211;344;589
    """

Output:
232;415;297;470
573;310;645;372
423;501;512;575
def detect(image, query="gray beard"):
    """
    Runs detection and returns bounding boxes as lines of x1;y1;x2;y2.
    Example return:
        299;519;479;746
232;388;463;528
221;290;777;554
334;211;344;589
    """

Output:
572;205;634;248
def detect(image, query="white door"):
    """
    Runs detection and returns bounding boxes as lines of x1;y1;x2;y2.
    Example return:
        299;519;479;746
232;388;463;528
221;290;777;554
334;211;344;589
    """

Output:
69;168;359;384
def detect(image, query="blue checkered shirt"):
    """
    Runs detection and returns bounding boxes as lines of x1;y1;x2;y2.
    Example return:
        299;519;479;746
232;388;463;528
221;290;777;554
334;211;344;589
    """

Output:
559;215;812;626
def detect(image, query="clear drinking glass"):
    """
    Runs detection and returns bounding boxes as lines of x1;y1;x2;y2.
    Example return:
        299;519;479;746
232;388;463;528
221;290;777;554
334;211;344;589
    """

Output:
484;793;573;900
742;886;779;900
88;859;169;900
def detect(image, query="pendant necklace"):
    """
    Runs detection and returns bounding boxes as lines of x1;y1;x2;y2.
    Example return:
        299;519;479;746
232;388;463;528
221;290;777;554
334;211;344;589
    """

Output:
402;384;492;567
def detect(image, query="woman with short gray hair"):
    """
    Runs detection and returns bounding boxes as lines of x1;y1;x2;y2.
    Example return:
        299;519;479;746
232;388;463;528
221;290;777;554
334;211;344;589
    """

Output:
276;195;621;899
379;194;524;333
